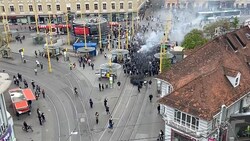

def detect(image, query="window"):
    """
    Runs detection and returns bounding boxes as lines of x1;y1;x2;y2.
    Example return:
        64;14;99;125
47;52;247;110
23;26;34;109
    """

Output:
103;3;106;10
174;110;199;131
128;3;132;9
235;77;239;86
38;5;42;11
76;4;81;11
29;5;33;12
56;5;60;11
47;5;51;11
111;3;115;10
120;3;124;9
181;113;186;125
85;4;89;10
10;6;14;12
186;115;191;127
191;117;199;130
19;5;24;12
67;7;71;11
174;110;181;123
94;4;98;10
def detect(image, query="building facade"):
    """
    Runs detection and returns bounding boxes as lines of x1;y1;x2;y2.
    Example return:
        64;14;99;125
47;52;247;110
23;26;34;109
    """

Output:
0;0;147;24
0;73;16;141
157;26;250;141
165;0;250;10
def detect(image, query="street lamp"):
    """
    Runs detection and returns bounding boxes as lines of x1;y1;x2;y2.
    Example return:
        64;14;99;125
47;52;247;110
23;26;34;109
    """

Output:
125;13;129;49
2;14;10;49
98;0;102;50
159;14;172;73
65;12;71;45
33;0;40;35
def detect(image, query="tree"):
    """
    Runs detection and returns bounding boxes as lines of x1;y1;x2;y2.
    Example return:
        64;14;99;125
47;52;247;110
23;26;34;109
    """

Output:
231;17;239;29
162;57;171;71
181;29;208;50
203;19;230;39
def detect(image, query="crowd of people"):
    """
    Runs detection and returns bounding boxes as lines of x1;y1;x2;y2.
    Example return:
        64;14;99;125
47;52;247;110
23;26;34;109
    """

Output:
12;72;47;132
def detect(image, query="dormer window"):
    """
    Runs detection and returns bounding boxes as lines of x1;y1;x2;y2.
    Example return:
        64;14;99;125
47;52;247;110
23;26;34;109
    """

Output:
224;67;241;87
226;72;241;87
235;77;239;86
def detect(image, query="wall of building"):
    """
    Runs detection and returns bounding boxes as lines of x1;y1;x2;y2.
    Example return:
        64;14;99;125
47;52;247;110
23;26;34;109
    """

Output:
0;0;146;17
0;73;15;141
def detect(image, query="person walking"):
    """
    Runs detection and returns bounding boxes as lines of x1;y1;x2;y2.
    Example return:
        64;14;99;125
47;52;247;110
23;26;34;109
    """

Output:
117;81;121;89
42;89;45;98
148;80;152;88
149;94;153;103
95;112;99;124
102;84;105;91
38;115;43;125
23;121;28;132
159;130;164;141
138;85;141;93
104;53;107;59
41;113;46;122
34;68;38;75
34;50;38;58
99;83;102;91
108;117;114;132
31;80;35;90
82;63;85;69
91;63;94;70
104;98;108;107
37;108;41;116
106;106;110;115
157;104;160;114
89;99;93;108
40;63;43;69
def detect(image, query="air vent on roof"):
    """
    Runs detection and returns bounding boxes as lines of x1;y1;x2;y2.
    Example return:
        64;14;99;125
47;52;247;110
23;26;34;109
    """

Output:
226;37;238;52
246;33;250;39
234;33;246;48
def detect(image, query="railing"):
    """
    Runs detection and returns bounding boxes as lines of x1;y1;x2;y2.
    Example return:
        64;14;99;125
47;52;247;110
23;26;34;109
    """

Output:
166;119;199;137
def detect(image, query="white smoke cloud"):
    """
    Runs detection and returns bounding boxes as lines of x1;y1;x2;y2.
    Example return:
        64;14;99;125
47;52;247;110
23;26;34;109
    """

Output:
139;31;164;52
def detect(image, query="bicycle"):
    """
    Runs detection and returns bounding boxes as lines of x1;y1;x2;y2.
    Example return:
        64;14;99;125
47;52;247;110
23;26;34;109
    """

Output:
22;125;33;132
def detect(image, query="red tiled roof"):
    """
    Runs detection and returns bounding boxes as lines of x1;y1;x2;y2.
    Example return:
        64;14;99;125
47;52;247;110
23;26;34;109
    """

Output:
158;26;250;120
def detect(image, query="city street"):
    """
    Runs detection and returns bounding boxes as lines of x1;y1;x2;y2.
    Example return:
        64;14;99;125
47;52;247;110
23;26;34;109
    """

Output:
0;1;166;140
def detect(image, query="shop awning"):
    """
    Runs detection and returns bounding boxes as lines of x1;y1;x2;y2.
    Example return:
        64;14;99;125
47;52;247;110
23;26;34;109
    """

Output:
57;24;71;28
74;27;90;35
14;100;28;110
22;88;36;101
109;22;120;26
39;24;56;29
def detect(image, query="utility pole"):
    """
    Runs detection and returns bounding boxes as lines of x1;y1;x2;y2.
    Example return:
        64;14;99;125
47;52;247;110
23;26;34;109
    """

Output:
98;0;102;50
33;0;40;34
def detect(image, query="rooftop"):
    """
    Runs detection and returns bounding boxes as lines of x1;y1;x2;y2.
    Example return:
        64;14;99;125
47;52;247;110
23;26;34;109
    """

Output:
158;26;250;120
0;73;12;94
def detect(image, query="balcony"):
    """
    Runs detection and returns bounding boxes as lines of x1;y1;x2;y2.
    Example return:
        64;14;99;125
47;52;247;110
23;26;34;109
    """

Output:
165;119;199;138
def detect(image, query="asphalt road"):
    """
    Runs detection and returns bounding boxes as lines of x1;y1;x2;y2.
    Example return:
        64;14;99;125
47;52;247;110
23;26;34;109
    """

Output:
0;0;168;140
1;49;164;141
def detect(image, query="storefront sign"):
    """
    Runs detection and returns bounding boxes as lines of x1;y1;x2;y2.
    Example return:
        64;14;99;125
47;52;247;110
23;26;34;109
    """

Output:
0;126;12;141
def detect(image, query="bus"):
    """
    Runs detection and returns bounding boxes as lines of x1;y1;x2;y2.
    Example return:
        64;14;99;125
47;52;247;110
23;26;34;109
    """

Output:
197;9;241;21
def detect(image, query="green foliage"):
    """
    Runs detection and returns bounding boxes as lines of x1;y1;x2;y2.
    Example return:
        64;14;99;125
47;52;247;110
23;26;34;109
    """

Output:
203;19;230;38
181;29;208;49
162;58;171;71
232;17;239;29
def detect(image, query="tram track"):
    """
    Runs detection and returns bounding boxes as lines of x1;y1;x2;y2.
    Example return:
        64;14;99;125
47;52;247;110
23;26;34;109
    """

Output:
1;60;76;141
1;64;62;141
